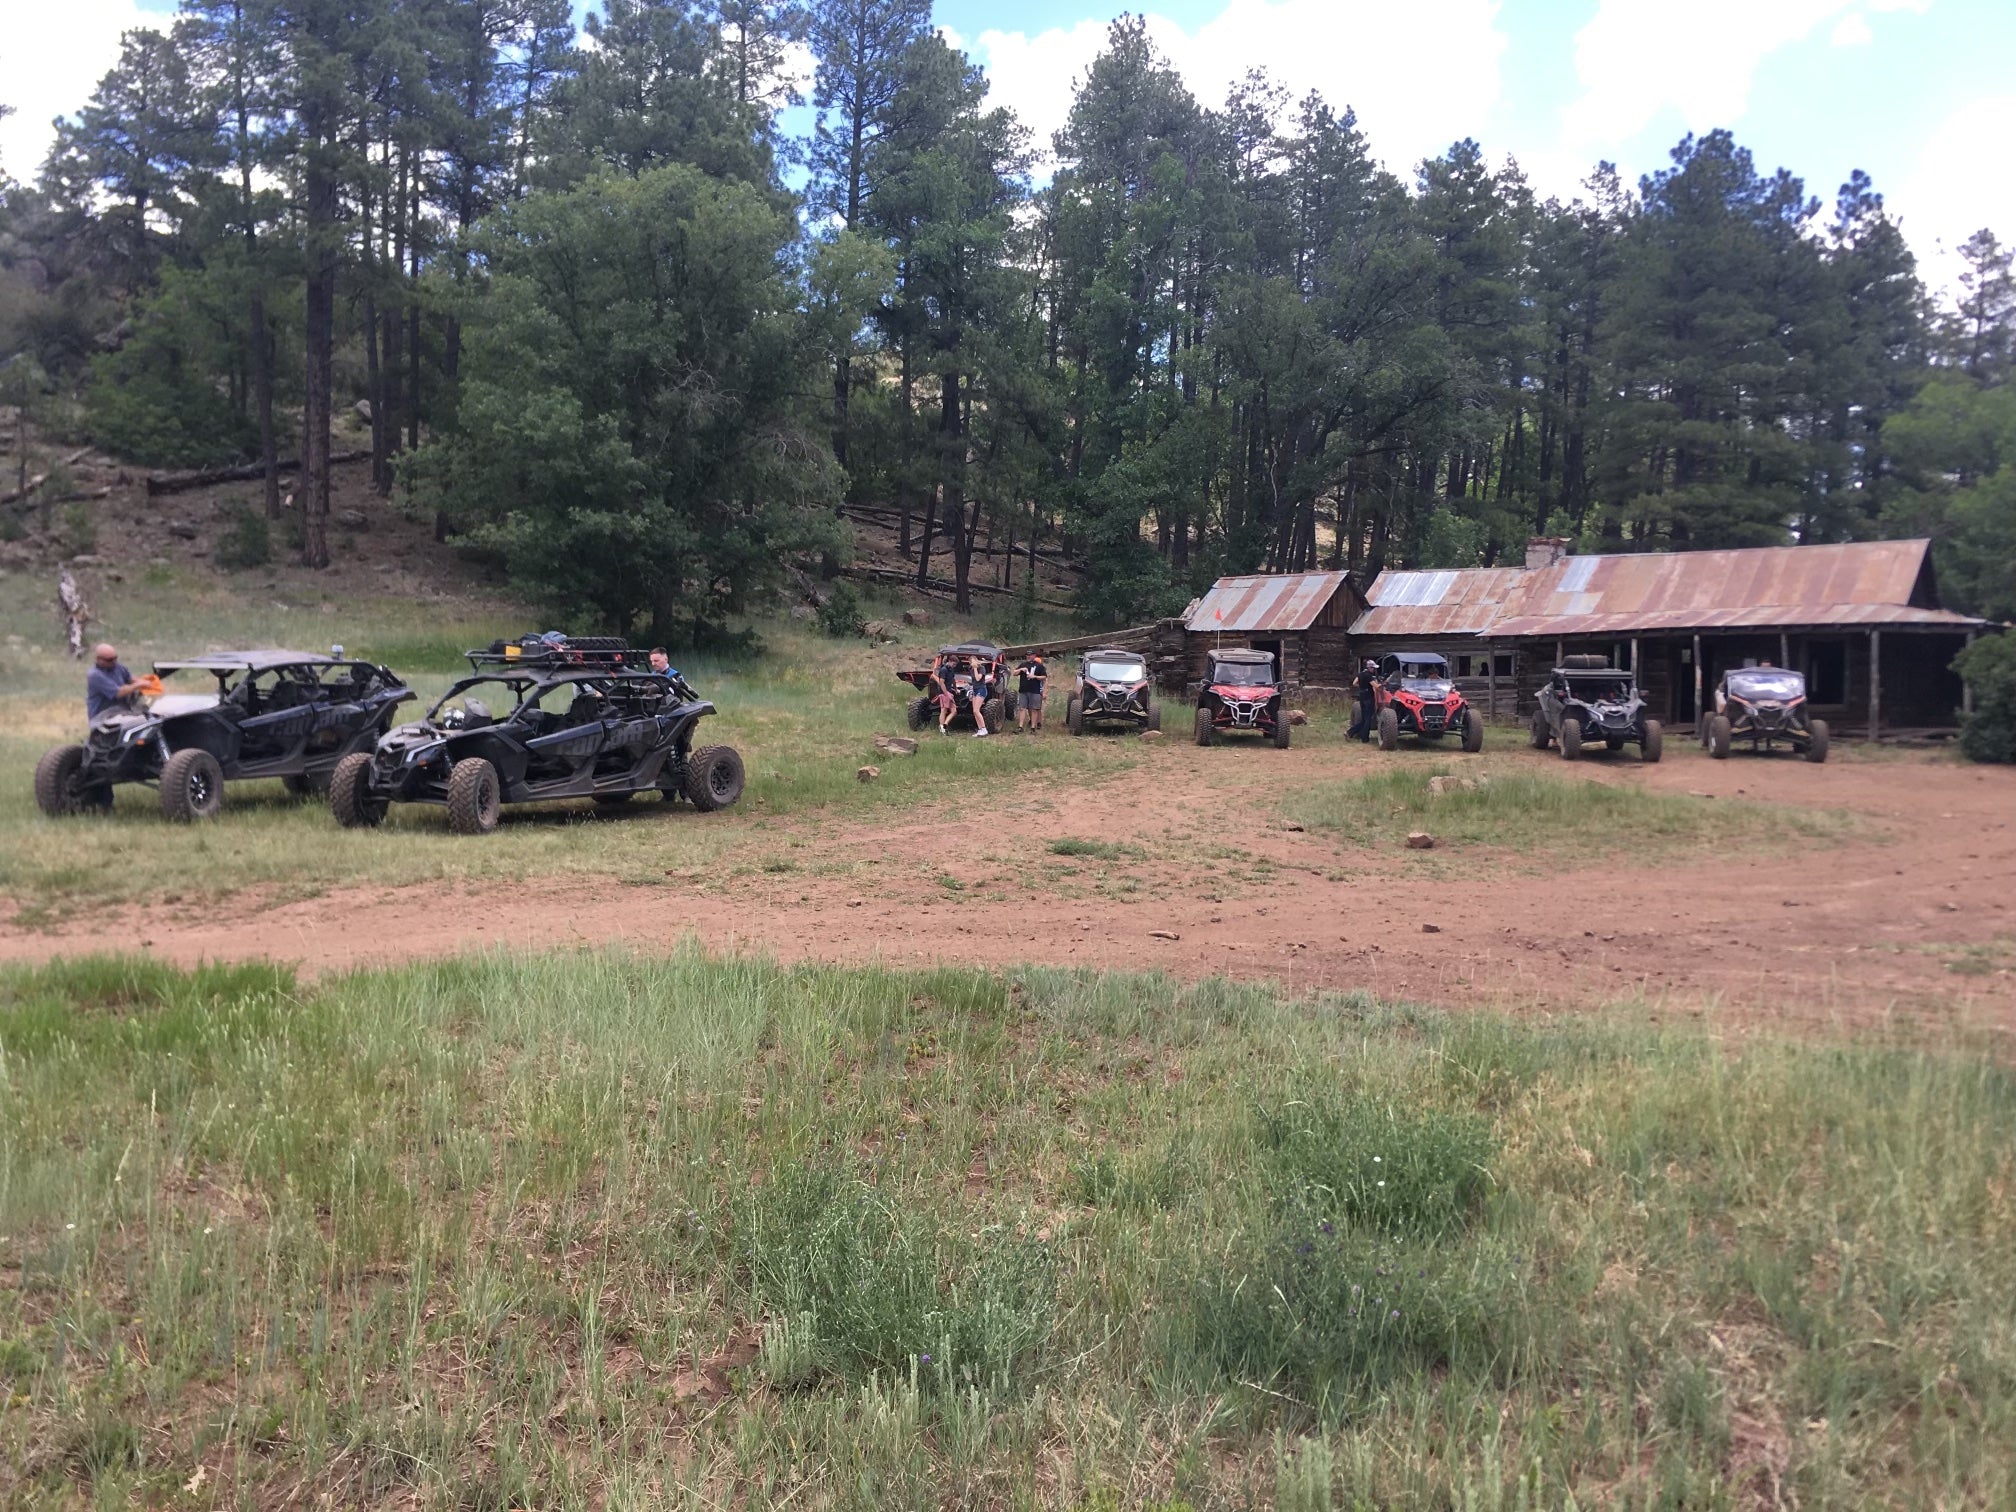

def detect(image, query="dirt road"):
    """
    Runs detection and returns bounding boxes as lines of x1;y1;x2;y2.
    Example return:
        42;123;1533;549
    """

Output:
5;739;2013;1029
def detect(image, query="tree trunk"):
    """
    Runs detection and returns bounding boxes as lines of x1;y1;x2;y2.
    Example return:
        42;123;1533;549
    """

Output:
300;105;338;570
251;288;279;519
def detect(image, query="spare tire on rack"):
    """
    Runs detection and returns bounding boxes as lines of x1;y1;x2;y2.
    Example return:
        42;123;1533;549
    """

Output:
1562;654;1610;669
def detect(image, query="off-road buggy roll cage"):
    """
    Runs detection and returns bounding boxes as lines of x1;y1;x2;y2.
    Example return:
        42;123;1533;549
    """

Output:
1373;651;1484;753
1530;655;1663;763
1705;666;1829;763
897;640;1009;732
1069;646;1160;735
34;649;412;822
330;636;745;835
1195;647;1289;748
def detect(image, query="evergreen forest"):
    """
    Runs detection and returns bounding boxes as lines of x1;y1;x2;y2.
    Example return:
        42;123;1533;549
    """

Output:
2;1;2013;639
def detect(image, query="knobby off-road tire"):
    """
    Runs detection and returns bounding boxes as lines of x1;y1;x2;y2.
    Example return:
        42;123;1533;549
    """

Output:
1067;697;1084;736
1194;707;1215;747
1462;708;1485;753
1273;712;1291;749
1805;719;1830;764
905;696;931;732
1529;711;1552;750
328;751;387;828
1708;715;1733;760
684;745;746;812
1146;700;1162;733
446;756;503;835
1559;716;1584;762
160;748;225;822
1376;707;1399;751
34;744;96;817
1640;719;1664;764
982;696;1005;733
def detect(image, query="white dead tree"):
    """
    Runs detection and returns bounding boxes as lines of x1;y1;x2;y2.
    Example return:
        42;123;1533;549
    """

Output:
58;566;90;658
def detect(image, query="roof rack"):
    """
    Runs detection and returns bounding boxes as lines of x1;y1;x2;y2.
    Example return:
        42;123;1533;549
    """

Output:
464;635;646;671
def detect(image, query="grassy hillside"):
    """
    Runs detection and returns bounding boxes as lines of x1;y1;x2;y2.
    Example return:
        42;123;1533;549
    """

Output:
3;951;2011;1507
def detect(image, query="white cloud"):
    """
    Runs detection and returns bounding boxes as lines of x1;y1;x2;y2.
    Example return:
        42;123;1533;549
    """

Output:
0;0;158;183
1893;93;2016;297
971;0;1507;177
1559;0;1864;149
1830;12;1874;45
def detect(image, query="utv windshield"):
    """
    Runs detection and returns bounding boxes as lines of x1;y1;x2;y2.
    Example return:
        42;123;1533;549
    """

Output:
1566;673;1634;701
1084;658;1146;683
1394;662;1452;693
429;676;539;724
1727;669;1805;701
1211;662;1275;687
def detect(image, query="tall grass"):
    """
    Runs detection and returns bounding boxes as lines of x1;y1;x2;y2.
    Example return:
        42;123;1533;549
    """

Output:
1284;764;1860;854
3;949;2011;1505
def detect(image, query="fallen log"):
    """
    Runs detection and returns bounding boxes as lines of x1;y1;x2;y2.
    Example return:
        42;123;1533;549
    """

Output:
998;625;1155;658
840;563;1076;611
145;448;369;496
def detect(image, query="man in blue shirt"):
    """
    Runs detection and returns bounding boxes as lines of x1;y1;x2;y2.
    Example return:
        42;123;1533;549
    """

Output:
648;647;680;681
86;644;143;721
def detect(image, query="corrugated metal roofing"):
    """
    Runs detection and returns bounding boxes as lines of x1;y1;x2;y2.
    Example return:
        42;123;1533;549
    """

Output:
1186;571;1356;632
1347;539;1987;639
1351;566;1533;637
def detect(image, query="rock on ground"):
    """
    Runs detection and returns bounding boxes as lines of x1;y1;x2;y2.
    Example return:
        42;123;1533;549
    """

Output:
857;765;881;782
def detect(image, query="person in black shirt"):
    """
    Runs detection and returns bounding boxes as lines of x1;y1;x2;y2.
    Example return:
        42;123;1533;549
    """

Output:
1350;658;1379;742
1014;655;1047;732
931;655;962;734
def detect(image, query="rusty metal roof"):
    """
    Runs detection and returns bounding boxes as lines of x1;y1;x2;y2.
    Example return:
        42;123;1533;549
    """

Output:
1350;567;1533;637
1186;571;1356;632
1351;540;1986;639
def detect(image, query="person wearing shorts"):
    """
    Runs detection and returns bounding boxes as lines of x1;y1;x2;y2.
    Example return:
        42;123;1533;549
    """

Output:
932;656;962;733
967;661;993;737
1014;655;1047;732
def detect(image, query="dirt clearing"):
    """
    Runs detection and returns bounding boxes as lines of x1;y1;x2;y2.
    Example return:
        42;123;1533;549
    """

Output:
5;738;2012;1030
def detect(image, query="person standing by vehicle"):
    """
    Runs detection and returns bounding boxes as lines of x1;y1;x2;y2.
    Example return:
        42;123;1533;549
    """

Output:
1014;653;1047;733
1350;658;1379;742
967;657;993;737
930;654;960;734
86;644;144;721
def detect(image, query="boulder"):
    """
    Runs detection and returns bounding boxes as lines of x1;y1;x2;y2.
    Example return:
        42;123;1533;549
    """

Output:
1427;775;1479;797
1422;923;1443;933
788;604;816;621
167;521;199;540
1287;708;1309;726
873;735;919;756
353;398;373;423
334;508;369;531
856;764;881;782
1405;831;1436;850
861;619;898;642
901;607;933;627
1140;729;1164;742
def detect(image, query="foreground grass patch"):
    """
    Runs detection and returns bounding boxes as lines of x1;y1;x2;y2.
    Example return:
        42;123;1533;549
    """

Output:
1284;764;1859;855
2;951;2011;1506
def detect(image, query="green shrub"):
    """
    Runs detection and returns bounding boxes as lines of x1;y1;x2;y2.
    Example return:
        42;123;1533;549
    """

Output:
1955;633;2016;763
817;580;866;638
1256;1089;1494;1240
215;500;272;571
57;499;98;553
732;1160;1056;1393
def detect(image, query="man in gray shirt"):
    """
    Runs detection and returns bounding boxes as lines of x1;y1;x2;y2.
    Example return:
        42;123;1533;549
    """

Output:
86;644;143;721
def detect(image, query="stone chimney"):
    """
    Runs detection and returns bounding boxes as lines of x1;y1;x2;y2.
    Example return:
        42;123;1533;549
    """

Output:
1525;536;1572;571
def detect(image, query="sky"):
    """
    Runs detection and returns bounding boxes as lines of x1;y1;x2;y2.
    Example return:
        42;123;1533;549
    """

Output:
4;0;2012;294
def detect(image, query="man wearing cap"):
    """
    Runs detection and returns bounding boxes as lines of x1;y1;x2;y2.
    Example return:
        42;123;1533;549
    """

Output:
86;644;144;722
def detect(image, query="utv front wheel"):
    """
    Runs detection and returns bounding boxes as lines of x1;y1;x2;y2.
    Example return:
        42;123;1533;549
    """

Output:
1194;708;1215;747
905;696;931;732
1462;708;1485;754
1708;715;1732;760
1559;716;1583;762
1145;700;1161;733
684;744;746;812
446;756;502;835
1804;719;1830;764
1640;719;1664;764
1067;697;1084;736
1273;713;1291;749
34;744;100;817
1529;710;1551;750
160;749;225;822
329;752;387;828
982;696;1005;732
1376;708;1398;752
